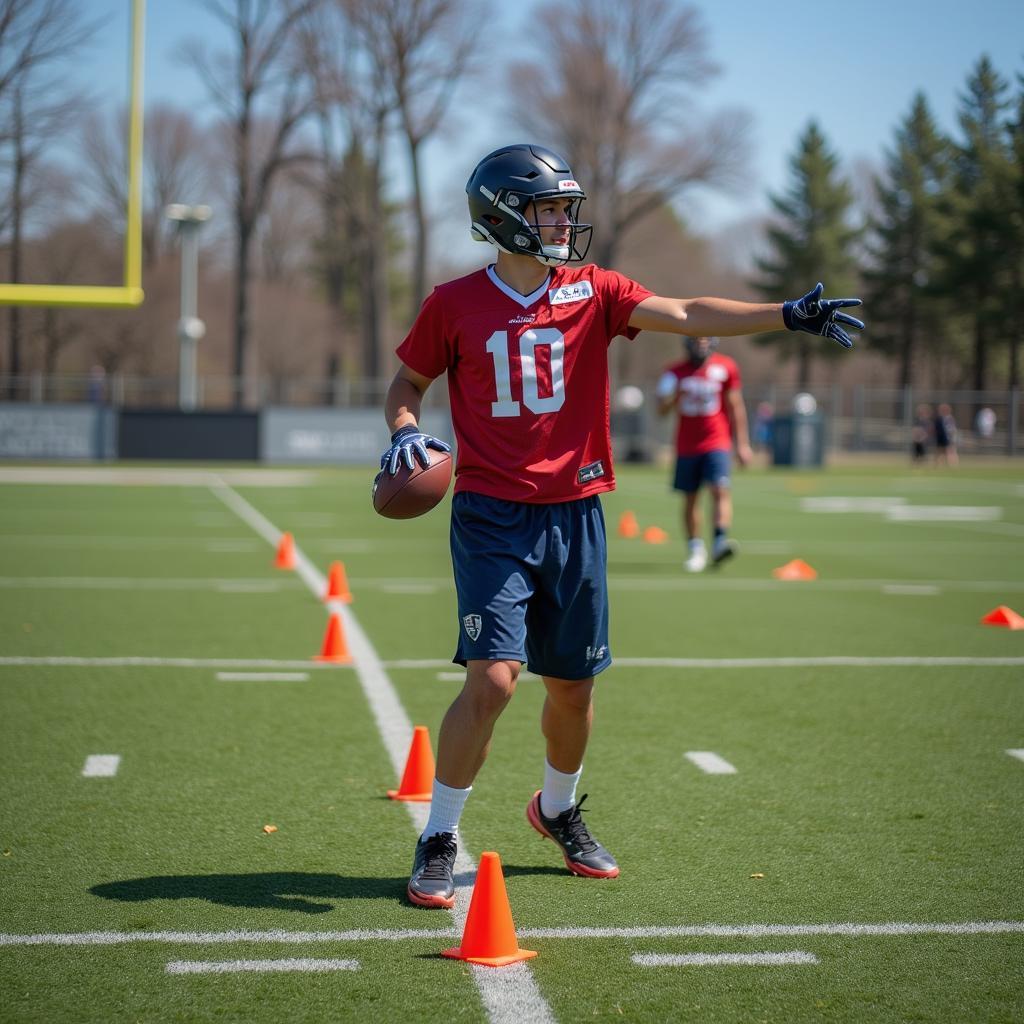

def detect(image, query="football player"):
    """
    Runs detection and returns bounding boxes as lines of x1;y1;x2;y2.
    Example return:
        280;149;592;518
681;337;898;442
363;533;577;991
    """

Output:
378;144;863;908
657;335;752;571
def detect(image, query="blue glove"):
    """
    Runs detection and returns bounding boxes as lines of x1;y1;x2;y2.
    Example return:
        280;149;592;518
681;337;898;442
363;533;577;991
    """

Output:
380;424;451;475
782;282;864;349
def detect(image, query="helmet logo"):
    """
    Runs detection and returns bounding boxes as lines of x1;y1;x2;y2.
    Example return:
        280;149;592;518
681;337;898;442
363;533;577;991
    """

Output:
558;179;580;190
506;194;520;207
513;233;531;248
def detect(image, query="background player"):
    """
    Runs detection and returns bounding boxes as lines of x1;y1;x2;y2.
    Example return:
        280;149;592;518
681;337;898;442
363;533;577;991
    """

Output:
656;335;752;571
378;144;864;909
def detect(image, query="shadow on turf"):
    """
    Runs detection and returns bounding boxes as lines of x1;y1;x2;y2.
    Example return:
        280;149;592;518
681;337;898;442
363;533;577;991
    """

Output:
90;864;566;914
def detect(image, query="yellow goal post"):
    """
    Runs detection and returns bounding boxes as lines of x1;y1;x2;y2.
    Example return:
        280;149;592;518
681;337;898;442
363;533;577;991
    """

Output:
0;0;145;308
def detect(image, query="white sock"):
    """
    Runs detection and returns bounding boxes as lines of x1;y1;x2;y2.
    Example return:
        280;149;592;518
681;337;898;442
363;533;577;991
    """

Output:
421;779;471;840
540;760;582;819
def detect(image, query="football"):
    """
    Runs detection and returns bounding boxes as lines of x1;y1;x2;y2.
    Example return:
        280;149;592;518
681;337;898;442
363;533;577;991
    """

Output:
372;449;453;519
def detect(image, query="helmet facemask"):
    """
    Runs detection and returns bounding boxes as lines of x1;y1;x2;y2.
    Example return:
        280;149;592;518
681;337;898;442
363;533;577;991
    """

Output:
472;187;593;267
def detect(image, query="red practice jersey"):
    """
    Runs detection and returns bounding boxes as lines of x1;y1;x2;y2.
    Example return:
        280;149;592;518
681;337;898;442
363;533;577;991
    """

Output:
396;264;652;503
658;353;741;456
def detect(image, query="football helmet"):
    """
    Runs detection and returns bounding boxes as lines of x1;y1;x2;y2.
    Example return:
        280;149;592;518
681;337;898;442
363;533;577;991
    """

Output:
466;144;593;267
685;335;719;365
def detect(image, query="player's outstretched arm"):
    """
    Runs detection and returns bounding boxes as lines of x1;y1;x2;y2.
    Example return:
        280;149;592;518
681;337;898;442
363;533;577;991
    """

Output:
629;282;864;348
381;365;449;475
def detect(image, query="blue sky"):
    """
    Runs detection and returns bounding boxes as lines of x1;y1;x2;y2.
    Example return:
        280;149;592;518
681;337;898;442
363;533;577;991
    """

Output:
79;0;1023;251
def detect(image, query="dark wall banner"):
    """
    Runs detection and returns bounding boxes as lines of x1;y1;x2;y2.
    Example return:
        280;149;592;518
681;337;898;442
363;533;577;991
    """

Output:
0;404;116;459
261;408;453;464
119;410;259;460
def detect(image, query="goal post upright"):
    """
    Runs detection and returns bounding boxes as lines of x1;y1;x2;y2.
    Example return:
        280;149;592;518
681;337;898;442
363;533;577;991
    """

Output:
0;0;146;309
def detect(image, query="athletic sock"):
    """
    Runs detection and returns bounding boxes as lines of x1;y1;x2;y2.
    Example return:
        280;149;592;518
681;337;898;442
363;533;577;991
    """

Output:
421;779;471;840
540;760;582;819
714;526;727;541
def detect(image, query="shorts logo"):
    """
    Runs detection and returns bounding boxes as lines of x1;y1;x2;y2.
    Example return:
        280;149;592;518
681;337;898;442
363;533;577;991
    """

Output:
549;280;593;305
577;460;605;484
586;645;607;661
463;614;482;642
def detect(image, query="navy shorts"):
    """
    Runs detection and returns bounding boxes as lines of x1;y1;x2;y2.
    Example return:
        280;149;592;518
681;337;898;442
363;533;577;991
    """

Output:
450;492;611;680
673;449;732;493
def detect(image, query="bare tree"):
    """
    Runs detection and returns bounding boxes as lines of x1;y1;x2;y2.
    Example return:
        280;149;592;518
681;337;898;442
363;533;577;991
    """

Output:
80;103;211;266
300;3;397;384
180;0;322;406
508;0;749;270
0;0;96;391
343;0;480;320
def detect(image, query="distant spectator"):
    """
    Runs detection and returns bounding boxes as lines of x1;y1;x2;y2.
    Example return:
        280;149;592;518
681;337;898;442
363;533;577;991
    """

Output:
911;403;931;463
933;403;958;466
975;406;996;440
754;401;775;455
87;365;107;405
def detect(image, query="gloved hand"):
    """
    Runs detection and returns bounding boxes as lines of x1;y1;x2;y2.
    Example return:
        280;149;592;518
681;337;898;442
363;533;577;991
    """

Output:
380;424;451;475
782;282;864;349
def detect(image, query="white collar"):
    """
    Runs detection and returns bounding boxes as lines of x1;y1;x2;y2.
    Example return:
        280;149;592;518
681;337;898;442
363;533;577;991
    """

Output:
486;264;551;309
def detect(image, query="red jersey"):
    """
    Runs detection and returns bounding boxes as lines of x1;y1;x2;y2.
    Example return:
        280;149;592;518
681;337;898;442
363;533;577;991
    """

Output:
396;263;652;503
658;353;740;455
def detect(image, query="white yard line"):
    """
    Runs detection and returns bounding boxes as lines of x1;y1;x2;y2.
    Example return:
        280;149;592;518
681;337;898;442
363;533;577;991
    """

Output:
633;951;818;967
81;755;120;778
3;920;1022;947
215;672;309;682
166;957;359;975
685;752;737;775
6;655;1023;671
208;479;555;1024
1006;749;1024;763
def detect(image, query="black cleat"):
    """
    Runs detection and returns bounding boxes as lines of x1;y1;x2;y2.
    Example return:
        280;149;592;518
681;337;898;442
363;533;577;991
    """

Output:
526;791;619;879
711;537;737;567
407;831;457;908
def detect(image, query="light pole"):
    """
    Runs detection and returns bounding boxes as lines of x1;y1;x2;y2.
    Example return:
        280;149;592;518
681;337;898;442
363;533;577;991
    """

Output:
166;204;212;411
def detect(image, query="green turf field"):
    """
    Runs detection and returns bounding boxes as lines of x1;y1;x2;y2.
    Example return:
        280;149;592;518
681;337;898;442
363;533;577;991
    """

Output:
1;461;1022;1023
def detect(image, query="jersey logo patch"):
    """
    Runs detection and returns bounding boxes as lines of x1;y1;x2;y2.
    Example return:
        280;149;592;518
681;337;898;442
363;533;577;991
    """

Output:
549;280;593;305
462;614;482;642
577;460;605;484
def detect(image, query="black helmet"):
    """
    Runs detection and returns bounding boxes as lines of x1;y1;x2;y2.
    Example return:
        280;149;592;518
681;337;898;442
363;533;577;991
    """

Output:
466;144;593;267
685;335;719;365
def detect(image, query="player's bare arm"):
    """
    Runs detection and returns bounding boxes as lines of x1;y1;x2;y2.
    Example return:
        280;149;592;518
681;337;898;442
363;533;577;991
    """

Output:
385;363;434;433
630;283;864;349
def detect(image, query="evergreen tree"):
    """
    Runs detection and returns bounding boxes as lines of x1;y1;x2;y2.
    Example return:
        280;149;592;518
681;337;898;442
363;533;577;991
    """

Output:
935;57;1013;392
863;93;952;390
752;121;861;388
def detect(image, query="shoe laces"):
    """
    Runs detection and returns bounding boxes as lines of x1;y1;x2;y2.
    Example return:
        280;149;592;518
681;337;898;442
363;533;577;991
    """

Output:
418;832;456;880
552;795;599;854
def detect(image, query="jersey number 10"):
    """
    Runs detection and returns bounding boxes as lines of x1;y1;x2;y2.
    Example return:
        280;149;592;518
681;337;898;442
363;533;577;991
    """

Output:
486;329;565;417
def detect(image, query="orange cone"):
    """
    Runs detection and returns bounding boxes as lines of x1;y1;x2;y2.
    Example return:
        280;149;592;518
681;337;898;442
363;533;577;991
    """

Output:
387;725;435;801
274;532;296;569
642;525;669;544
618;511;640;538
442;851;538;966
981;605;1024;630
313;612;352;664
324;561;353;603
772;558;818;580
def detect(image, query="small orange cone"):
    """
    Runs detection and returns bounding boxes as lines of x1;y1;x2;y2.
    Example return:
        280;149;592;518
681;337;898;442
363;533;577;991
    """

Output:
324;561;353;603
642;525;669;544
442;851;538;967
618;511;640;538
274;532;296;570
313;612;352;664
772;558;818;581
981;605;1024;630
387;725;435;801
